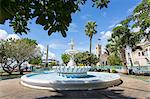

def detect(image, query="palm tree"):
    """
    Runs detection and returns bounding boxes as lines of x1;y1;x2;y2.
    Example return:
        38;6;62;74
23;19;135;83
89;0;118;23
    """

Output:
85;21;97;53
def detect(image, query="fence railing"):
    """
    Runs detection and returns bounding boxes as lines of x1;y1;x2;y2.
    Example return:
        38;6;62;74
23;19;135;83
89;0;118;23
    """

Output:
95;66;150;74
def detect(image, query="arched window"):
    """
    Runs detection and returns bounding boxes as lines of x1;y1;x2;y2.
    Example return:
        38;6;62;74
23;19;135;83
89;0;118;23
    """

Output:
138;52;141;56
145;49;148;56
102;62;104;65
106;61;107;65
142;52;144;56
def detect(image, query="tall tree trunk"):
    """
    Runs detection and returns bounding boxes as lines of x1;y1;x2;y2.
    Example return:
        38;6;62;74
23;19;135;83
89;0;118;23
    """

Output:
127;45;133;67
89;37;92;66
129;53;133;67
89;37;92;54
17;61;23;75
120;47;128;74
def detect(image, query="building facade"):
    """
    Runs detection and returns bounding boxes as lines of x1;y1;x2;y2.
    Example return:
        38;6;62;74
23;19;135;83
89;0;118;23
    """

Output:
96;44;109;66
126;41;150;66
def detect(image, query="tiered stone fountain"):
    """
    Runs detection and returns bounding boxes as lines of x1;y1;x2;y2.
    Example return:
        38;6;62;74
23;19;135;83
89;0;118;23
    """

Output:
21;39;122;90
53;39;91;78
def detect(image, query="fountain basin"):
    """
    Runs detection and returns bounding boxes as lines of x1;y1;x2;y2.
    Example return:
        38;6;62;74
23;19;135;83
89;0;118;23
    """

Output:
21;72;121;90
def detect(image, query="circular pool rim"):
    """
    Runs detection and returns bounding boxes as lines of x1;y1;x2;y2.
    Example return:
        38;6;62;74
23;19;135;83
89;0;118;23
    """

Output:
21;72;122;90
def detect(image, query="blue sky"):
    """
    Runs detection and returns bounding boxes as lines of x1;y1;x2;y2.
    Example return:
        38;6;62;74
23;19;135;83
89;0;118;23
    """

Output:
0;0;141;62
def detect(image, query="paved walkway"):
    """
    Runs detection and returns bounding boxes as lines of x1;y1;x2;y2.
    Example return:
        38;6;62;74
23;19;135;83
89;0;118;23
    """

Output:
0;75;150;99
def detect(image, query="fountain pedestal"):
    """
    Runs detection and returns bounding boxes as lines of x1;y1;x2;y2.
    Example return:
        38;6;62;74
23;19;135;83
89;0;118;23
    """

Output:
67;57;76;66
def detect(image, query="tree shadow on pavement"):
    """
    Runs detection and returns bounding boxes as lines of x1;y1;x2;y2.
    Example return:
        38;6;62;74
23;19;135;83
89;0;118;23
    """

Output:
36;88;136;99
36;80;137;99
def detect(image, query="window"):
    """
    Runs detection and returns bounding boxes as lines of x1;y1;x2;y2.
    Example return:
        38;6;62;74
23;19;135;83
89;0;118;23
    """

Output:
142;52;144;56
102;62;104;65
145;49;148;56
138;52;141;56
106;61;107;65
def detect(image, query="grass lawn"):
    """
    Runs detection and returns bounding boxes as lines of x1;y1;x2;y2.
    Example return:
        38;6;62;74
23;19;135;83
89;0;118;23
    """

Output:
0;71;31;80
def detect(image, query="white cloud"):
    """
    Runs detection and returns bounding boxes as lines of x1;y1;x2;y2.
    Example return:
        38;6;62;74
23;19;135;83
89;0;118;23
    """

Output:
6;34;20;40
49;43;62;49
49;42;68;50
0;29;8;40
102;31;112;39
68;23;78;33
145;27;150;34
131;27;141;32
49;43;58;49
48;51;56;59
127;1;142;13
81;14;92;20
101;12;106;17
108;24;115;29
42;51;56;59
0;29;21;40
100;31;105;35
128;6;136;13
108;23;122;29
108;18;121;29
131;26;149;33
38;44;46;52
77;47;88;52
38;44;56;59
115;24;122;27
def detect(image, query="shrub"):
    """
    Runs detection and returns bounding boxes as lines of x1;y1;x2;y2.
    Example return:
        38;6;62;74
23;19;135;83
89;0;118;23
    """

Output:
112;69;117;73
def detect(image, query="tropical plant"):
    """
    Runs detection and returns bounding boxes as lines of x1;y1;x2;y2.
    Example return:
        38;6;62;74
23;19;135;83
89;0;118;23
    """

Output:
85;21;97;53
61;54;70;66
0;0;109;37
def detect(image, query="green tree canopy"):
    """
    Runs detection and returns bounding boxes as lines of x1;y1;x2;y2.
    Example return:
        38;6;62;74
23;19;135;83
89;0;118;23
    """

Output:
28;57;42;65
75;51;99;66
61;51;98;66
122;0;150;41
0;38;41;74
0;0;109;37
61;54;70;65
49;61;58;66
107;53;122;66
